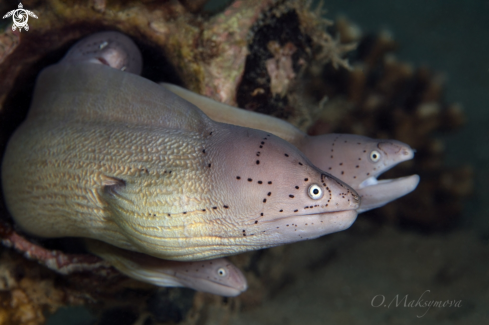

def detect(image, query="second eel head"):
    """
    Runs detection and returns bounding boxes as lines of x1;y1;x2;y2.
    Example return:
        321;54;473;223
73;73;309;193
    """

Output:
302;134;419;212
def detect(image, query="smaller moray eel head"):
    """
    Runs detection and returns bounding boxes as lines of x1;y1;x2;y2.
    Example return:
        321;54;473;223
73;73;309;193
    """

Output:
174;259;248;297
304;134;414;189
303;134;415;190
60;31;142;74
302;134;417;213
87;240;247;296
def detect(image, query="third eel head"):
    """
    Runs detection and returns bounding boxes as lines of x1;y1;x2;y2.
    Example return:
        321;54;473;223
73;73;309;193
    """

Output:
1;32;360;262
60;30;142;74
86;240;247;297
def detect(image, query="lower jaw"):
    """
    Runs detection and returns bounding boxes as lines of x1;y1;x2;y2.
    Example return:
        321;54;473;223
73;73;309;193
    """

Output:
250;209;359;244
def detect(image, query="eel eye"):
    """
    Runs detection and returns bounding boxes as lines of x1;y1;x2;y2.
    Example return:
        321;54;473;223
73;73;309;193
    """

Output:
370;150;381;162
307;184;323;200
217;267;227;277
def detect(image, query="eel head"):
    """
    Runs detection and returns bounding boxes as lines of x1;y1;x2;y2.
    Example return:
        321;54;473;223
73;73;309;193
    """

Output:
303;133;419;212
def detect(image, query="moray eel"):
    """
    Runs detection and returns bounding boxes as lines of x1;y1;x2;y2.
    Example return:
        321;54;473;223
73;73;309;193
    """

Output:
59;30;142;74
86;239;247;297
1;32;360;262
160;90;419;213
299;134;419;213
59;31;417;213
163;89;419;213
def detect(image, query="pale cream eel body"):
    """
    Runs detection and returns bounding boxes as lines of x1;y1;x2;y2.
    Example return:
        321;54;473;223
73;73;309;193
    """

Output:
1;34;359;262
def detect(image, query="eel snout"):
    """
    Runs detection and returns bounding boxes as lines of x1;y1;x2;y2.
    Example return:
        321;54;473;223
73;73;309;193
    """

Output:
178;260;248;297
375;140;415;172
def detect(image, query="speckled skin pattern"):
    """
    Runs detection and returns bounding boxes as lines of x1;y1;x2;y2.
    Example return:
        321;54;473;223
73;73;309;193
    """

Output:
163;84;419;212
1;60;359;261
301;134;419;212
50;31;416;215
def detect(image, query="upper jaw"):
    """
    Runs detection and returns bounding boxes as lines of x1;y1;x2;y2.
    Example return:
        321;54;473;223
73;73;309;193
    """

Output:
359;143;415;190
378;141;415;161
356;142;418;212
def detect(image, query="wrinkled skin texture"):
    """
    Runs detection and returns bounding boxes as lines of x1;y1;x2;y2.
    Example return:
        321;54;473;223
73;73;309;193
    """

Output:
1;33;359;262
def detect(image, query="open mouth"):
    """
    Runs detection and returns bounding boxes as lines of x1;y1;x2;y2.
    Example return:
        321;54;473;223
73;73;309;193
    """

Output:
356;174;420;213
359;175;382;189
